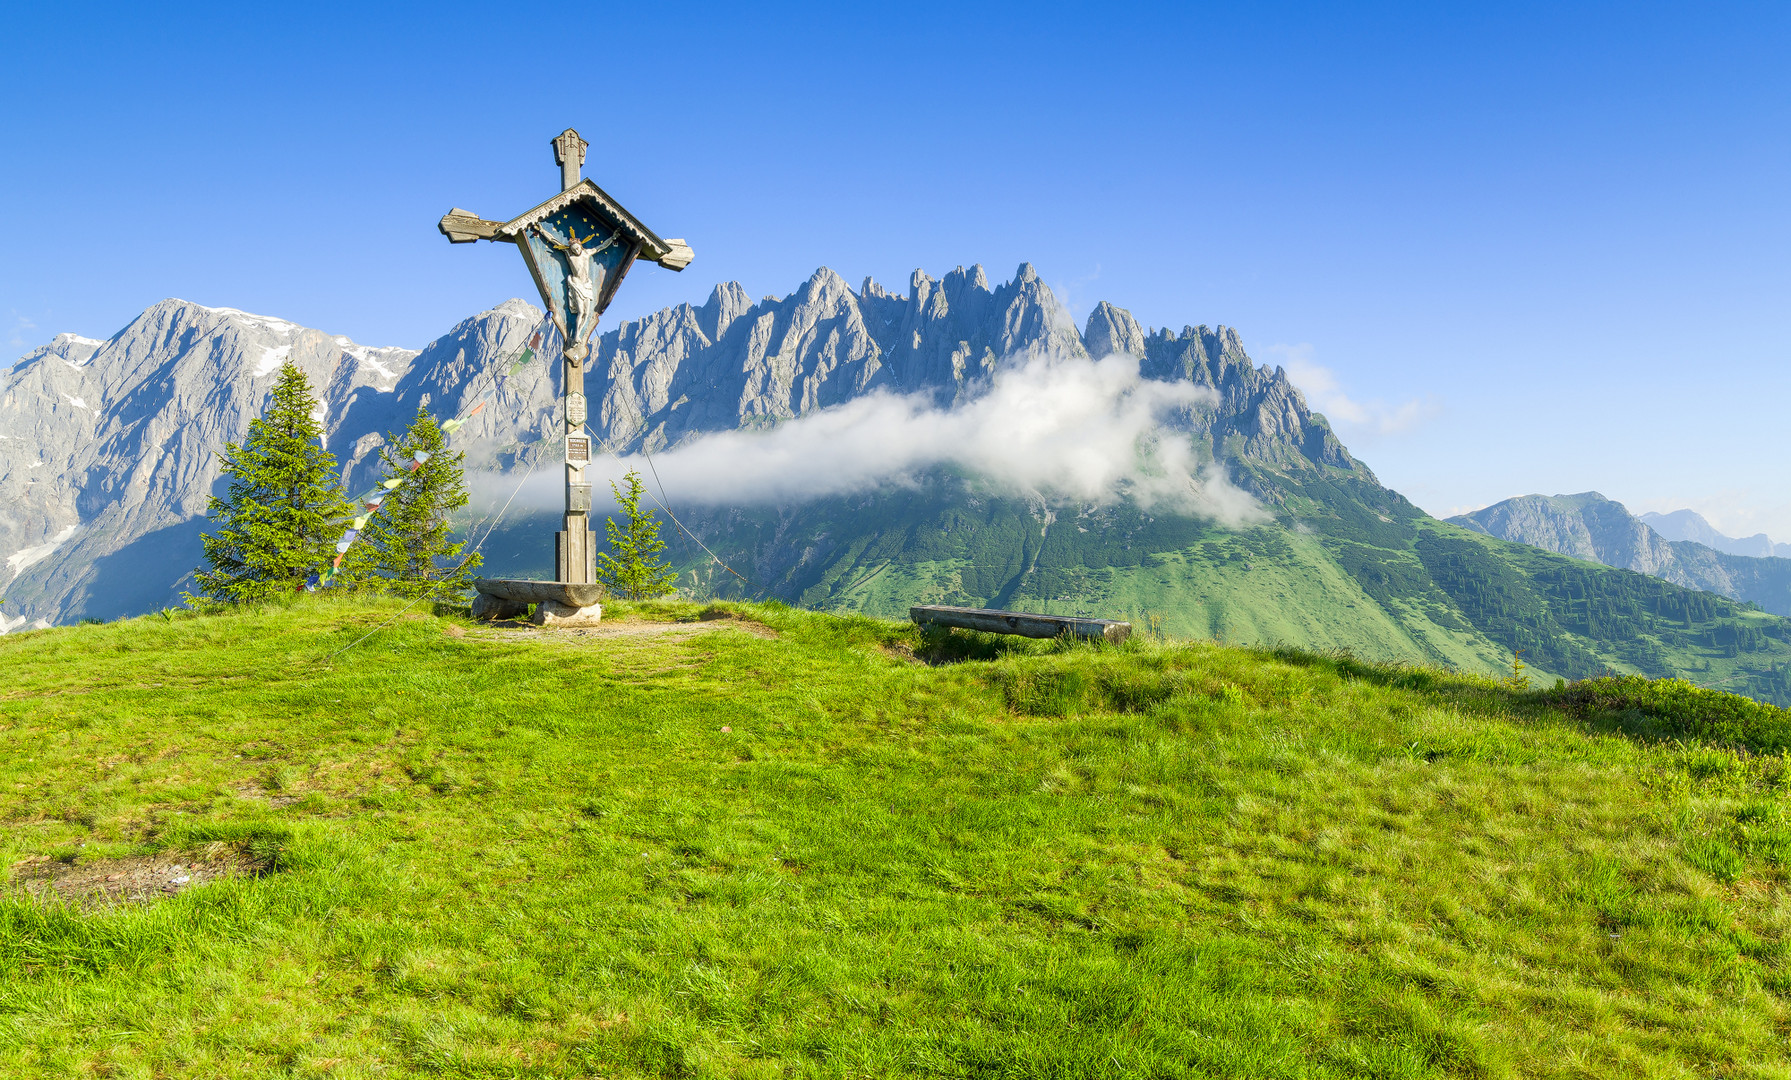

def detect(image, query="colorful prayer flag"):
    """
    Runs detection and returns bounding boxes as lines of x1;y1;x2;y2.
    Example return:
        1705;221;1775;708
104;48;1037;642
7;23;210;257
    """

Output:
383;478;404;490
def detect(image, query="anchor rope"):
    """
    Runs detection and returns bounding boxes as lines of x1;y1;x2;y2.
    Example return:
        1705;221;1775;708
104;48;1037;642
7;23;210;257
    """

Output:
315;316;559;660
304;313;556;591
637;447;766;597
317;313;808;656
321;425;551;663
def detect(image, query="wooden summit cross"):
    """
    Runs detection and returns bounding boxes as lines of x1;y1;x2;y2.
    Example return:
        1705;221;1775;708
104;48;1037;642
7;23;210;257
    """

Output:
439;129;692;620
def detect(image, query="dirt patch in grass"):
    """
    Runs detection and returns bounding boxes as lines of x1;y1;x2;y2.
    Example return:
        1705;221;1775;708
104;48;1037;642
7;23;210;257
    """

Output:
231;784;301;808
879;642;923;665
9;842;268;907
469;615;778;642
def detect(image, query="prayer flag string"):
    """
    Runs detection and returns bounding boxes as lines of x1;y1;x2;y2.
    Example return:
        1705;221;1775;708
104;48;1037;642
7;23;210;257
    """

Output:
300;315;557;592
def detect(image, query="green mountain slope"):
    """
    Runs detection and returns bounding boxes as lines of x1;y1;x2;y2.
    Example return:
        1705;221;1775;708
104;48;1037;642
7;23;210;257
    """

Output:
4;599;1789;1077
475;288;1791;707
614;466;1791;706
1450;491;1791;616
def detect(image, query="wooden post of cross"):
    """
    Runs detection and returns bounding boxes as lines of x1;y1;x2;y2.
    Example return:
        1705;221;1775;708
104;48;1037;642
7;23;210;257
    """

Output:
551;128;594;584
438;128;695;614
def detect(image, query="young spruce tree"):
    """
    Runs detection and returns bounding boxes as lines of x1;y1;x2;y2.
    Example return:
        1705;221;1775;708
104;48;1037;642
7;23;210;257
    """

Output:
597;470;677;600
195;361;353;602
361;408;480;598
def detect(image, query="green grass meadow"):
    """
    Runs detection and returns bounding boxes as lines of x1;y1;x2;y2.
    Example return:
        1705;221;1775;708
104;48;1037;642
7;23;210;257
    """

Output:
2;598;1789;1078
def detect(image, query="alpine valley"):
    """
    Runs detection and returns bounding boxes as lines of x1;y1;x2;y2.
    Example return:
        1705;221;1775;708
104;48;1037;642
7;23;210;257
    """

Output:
5;264;1790;705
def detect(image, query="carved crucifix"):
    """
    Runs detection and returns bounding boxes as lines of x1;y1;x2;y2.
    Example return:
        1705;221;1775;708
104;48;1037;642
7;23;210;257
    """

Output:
439;128;694;585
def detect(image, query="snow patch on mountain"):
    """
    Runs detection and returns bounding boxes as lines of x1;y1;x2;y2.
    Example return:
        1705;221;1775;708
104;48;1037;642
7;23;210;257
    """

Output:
195;304;302;335
6;524;78;575
252;345;293;377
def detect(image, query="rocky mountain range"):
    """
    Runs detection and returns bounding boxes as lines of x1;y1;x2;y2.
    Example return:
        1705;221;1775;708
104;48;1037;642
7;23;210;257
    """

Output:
8;263;1791;708
1640;509;1791;559
1450;492;1791;616
1;263;1345;627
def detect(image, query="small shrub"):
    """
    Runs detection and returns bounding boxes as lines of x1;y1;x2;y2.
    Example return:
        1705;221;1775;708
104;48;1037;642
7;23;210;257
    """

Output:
1552;675;1791;754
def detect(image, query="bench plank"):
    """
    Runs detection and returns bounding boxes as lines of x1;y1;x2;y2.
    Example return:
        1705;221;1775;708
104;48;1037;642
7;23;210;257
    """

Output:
910;605;1131;644
472;578;607;608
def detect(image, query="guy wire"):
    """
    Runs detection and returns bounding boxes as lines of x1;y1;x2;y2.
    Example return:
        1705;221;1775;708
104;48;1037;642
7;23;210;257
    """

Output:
639;447;766;597
323;330;556;663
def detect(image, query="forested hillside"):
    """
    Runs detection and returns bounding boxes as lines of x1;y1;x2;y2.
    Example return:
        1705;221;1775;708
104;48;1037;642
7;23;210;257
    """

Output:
12;265;1786;707
487;460;1791;707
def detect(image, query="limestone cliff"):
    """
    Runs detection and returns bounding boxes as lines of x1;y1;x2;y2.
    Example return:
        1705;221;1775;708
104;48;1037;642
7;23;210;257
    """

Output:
2;264;1359;625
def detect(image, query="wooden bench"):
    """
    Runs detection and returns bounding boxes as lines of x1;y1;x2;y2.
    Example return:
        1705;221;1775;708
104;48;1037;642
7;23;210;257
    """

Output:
910;604;1131;644
471;579;604;626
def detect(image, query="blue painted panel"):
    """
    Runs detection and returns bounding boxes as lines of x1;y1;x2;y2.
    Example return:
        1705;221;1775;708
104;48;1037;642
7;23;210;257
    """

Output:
517;204;630;350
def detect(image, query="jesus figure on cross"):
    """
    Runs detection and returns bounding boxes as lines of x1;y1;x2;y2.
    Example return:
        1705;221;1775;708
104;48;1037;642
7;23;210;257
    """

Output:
533;222;616;333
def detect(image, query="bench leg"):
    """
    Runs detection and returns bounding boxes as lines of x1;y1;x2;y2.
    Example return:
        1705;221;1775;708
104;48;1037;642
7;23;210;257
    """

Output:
471;593;530;622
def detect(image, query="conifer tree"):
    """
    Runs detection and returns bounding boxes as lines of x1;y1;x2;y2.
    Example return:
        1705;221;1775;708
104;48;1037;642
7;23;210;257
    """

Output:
195;361;353;602
361;408;480;597
597;470;677;599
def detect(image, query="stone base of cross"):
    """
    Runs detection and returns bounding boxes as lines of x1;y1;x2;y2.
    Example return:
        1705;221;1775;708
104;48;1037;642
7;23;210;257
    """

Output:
439;129;692;585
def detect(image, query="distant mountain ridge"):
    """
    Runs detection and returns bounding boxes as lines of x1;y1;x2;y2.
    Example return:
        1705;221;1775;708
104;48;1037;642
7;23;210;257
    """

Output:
7;269;1791;708
1641;509;1791;559
1450;492;1791;616
3;263;1353;627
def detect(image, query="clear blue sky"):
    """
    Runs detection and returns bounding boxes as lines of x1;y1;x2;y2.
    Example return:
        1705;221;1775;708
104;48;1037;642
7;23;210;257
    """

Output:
4;2;1787;537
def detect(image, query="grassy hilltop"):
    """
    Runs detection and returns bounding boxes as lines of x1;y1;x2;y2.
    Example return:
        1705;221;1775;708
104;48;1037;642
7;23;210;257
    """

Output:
519;470;1791;707
3;599;1791;1078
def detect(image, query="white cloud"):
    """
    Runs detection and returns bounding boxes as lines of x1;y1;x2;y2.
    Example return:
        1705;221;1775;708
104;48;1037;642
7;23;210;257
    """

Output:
1263;343;1438;436
476;353;1269;528
7;312;39;353
1050;264;1105;325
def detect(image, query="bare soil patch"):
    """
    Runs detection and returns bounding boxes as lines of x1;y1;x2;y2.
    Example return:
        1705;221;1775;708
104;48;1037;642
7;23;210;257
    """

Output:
231;784;301;808
10;842;268;907
468;613;778;643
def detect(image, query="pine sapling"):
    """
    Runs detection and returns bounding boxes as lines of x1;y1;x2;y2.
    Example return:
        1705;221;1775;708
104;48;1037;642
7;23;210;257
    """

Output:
194;361;354;603
362;407;481;598
597;470;677;600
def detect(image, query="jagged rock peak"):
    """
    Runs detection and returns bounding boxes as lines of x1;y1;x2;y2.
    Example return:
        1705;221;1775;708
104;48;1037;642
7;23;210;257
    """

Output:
1083;301;1147;359
940;264;992;294
700;282;753;342
11;332;103;371
908;268;933;301
482;297;541;321
798;266;853;299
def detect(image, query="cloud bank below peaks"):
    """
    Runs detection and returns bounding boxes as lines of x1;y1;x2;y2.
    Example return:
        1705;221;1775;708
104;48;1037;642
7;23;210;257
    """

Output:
490;354;1269;528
